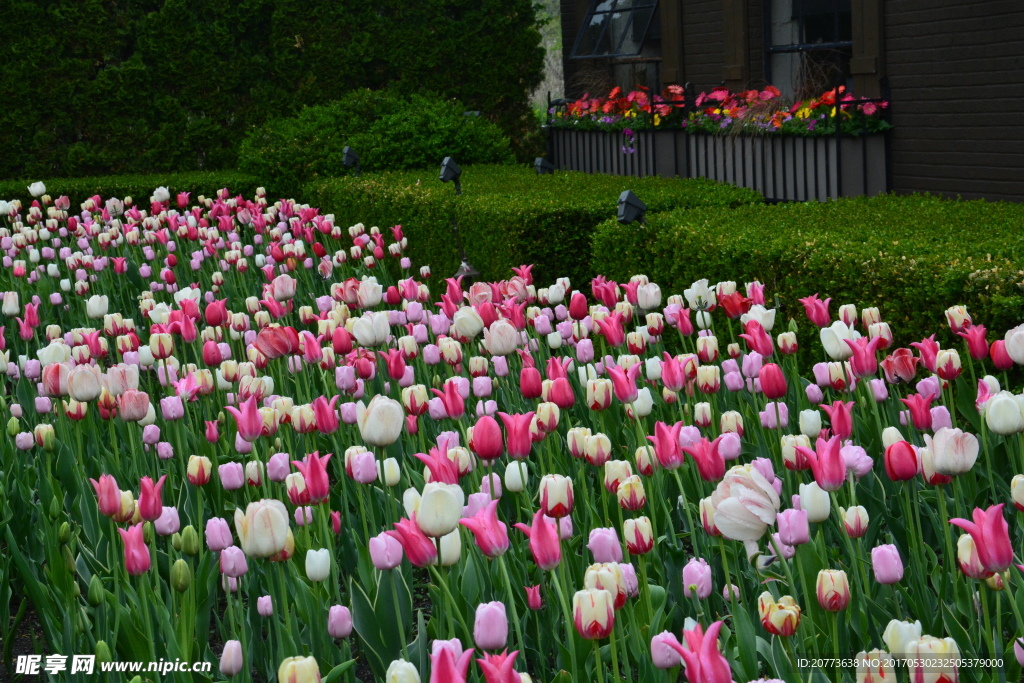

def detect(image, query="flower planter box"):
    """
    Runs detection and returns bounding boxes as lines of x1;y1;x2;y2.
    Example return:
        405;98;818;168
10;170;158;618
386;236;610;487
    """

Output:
547;127;889;202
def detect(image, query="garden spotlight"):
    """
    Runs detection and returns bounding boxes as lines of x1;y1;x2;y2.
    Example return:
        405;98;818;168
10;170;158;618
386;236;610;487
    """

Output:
617;190;646;225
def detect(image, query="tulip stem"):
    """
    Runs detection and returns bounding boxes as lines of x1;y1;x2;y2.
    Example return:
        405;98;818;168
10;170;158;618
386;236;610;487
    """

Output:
638;554;655;629
497;554;526;667
671;470;699;557
980;584;997;670
609;626;621;682
831;615;840;683
551;565;579;678
593;640;607;683
389;570;409;660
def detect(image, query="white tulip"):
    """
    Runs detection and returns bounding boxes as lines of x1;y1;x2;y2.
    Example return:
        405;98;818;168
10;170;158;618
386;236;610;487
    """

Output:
416;483;463;537
798;482;830;523
305;548;331;582
504;461;529;493
798;409;821;438
820;321;859;360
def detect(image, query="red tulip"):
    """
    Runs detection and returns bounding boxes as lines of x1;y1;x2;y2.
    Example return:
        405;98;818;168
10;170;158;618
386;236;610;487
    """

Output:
951;504;1014;573
254;325;299;360
884;441;919;481
880;348;919;384
204;298;229;327
519;367;542;399
758;363;787;399
381;348;407;380
991;340;1014;371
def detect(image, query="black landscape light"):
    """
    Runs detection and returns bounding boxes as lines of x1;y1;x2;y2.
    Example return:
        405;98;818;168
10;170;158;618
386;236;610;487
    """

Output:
535;157;556;175
439;157;462;195
438;157;477;279
617;190;647;225
342;146;360;177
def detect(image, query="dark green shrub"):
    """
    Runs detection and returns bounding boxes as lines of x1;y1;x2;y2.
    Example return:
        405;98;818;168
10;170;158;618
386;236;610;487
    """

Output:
0;0;543;179
592;194;1024;343
0;172;269;206
237;90;515;194
304;165;763;287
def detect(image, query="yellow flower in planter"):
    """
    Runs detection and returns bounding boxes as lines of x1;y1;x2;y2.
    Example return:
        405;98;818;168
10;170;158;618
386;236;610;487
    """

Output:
653;114;661;126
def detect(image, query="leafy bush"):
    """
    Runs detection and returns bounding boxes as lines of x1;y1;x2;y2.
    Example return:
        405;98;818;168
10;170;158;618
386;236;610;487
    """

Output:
0;0;543;179
592;194;1024;343
0;172;267;206
238;90;515;195
305;165;763;286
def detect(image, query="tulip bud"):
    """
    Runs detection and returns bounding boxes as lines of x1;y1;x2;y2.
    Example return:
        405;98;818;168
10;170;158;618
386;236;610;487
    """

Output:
88;574;104;606
181;525;200;555
171;558;192;592
96;641;112;664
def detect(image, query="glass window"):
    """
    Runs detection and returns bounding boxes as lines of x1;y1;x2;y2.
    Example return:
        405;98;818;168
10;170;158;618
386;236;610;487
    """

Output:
571;0;660;59
766;0;852;99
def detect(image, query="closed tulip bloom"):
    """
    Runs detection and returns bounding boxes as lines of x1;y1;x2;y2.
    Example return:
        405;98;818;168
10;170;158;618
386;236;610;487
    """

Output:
617;475;646;510
906;636;960;683
696;365;720;394
89;474;121;517
305;548;331;582
816;570;850;611
504;461;528;493
257;596;273;617
370;531;405;569
777;508;810;546
758;593;801;636
357;395;404;446
68;365;102;402
155;506;180;536
117;523;151;575
417;483;463;537
856;650;896;683
327;605;353;639
882;619;922;659
587;527;623;563
623;516;654;555
650;632;684;669
759;363;787;399
513;509;561;570
220;640;244;676
473;602;508;650
950;503;1014;573
841;506;869;538
683;558;713;599
220;546;249;577
459;499;509;557
206;517;234;551
984;391;1024;435
539;474;574;517
586;378;613;410
470;415;503;461
872;544;904;584
234;500;290;558
603;460;633;493
118;389;150;422
585;562;628;609
187;455;212;485
884;441;918;481
278;656;323;683
926;427;979;476
573;588;615;640
799;482;831;523
1012;475;1024;512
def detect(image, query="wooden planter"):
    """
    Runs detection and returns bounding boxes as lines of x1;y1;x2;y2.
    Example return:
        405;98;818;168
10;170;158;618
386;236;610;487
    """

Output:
547;127;889;202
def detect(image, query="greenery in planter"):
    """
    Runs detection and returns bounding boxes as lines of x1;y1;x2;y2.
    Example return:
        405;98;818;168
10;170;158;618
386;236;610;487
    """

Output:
237;89;515;196
0;172;268;207
592;194;1024;345
304;165;763;287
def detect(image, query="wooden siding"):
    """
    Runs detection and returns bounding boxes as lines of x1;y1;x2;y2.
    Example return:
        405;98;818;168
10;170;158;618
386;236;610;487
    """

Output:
681;0;726;91
884;0;1024;200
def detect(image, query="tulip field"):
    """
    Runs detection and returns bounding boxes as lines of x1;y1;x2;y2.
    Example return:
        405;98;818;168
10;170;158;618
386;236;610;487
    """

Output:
5;183;1024;683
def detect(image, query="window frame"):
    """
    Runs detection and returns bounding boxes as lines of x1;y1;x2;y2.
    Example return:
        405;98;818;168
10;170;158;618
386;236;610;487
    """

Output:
763;0;854;87
569;0;661;60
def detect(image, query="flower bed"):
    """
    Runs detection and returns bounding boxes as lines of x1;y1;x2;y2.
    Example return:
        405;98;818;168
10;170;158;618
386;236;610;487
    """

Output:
3;180;1024;683
551;85;892;137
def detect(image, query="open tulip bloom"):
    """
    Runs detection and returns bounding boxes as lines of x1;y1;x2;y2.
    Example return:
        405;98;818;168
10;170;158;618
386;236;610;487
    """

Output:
6;188;1024;681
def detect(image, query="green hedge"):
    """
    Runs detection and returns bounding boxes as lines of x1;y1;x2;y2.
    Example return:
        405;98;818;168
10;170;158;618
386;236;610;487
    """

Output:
592;194;1024;343
0;172;272;206
238;89;515;195
304;165;763;286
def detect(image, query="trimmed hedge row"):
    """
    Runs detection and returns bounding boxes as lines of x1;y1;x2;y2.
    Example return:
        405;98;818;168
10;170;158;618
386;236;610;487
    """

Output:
592;194;1024;343
0;172;270;207
304;165;763;286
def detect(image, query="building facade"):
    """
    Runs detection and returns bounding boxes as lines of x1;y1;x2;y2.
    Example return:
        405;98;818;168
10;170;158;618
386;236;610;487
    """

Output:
560;0;1024;200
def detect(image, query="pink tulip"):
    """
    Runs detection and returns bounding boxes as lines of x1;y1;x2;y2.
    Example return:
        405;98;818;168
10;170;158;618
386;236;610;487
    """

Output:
138;475;166;521
607;363;641;403
89;474;120;517
819;400;854;440
219;462;245;490
871;544;903;584
369;532;404;570
477;650;520;683
292;451;332;502
844;336;883;377
682;558;713;599
586;527;623;563
797;435;847;491
205;517;234;551
470;415;504;461
117;523;151;575
430;644;474;683
681;437;726;482
498;411;535;460
651;632;684;669
899;392;935;431
798;293;831;327
328;605;352;639
459;499;509;558
666;621;732;683
311;395;340;434
513;509;561;570
474;602;508;650
777;508;810;546
225;395;262;442
950;504;1014;573
220;546;249;577
647;421;683;469
387;516;438;567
